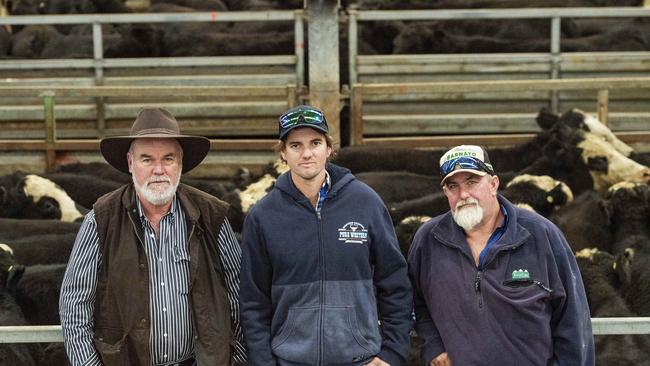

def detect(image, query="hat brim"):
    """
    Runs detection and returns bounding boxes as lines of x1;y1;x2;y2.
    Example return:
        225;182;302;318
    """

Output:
100;134;211;175
279;124;329;140
441;169;488;186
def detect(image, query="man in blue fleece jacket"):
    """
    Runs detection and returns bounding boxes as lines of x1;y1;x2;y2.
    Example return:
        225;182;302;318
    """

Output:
408;145;594;366
240;105;413;366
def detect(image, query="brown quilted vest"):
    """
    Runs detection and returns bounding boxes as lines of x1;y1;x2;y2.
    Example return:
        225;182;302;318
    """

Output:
93;183;233;365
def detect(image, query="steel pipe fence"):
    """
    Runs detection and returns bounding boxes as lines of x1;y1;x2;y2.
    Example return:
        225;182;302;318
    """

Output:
1;317;650;343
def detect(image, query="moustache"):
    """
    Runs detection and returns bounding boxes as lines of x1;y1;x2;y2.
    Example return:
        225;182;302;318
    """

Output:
456;197;479;210
147;176;171;185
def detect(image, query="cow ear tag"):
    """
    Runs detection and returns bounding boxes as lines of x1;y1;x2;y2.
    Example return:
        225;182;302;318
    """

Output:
511;269;530;280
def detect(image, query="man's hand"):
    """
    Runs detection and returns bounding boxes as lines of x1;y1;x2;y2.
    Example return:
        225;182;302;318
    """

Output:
430;352;452;366
365;356;390;366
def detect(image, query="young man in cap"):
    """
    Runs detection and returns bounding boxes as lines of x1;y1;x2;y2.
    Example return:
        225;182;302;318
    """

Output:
240;105;413;365
408;145;594;366
59;107;246;366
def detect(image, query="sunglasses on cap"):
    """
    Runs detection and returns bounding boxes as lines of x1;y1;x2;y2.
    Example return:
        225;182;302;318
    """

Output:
279;107;325;128
440;156;494;178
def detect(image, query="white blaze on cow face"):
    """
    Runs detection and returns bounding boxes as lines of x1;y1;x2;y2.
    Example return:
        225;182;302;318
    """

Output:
400;215;431;226
239;174;276;213
575;247;599;260
506;174;574;205
238;159;291;213
580;111;634;157
0;243;14;256
578;133;650;194
23;174;83;222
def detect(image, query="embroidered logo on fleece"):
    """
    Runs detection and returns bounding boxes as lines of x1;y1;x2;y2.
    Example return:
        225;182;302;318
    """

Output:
338;222;368;244
511;269;530;280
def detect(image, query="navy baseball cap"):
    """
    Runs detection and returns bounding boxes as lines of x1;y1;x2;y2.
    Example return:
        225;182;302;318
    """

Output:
278;105;329;140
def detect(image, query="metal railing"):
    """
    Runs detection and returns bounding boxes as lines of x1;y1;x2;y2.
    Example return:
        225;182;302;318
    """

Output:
0;84;300;171
347;7;650;115
0;11;306;137
349;76;650;146
2;317;650;343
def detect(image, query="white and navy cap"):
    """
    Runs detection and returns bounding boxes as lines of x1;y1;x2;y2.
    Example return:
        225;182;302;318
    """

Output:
439;145;495;185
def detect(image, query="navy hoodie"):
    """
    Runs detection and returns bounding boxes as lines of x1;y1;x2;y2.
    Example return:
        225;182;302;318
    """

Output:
408;195;595;366
240;164;413;366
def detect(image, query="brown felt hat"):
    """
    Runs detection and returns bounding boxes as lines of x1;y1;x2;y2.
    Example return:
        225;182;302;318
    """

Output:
100;107;210;174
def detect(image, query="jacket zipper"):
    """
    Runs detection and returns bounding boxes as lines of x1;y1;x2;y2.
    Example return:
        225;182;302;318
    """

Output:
474;269;483;308
437;235;529;310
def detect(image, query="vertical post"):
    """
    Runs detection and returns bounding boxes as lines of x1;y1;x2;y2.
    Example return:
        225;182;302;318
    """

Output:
549;16;561;113
93;21;106;138
350;84;364;145
287;84;298;108
307;0;341;146
42;91;57;172
348;8;358;86
294;10;305;88
597;89;609;126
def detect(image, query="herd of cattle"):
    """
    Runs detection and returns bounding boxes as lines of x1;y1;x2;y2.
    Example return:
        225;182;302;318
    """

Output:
0;0;648;60
0;106;649;364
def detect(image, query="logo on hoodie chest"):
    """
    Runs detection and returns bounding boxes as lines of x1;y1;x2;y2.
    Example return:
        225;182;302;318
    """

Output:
338;222;368;244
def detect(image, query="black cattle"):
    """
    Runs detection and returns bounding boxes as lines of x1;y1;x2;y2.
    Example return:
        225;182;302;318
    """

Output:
150;0;228;10
388;191;449;224
58;162;130;184
617;238;650;318
356;171;439;204
0;172;88;222
0;246;41;366
552;191;613;252
501;174;573;217
576;248;650;365
0;218;80;241
43;173;122;209
604;182;650;254
12;263;66;326
3;232;76;266
394;215;429;258
10;25;62;58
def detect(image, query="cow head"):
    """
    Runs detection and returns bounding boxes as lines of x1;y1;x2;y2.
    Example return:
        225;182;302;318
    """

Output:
503;174;573;217
0;243;24;292
524;121;650;194
0;172;83;222
536;107;634;157
604;182;650;238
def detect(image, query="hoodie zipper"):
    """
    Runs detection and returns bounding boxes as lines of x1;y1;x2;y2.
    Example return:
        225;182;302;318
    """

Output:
316;208;325;366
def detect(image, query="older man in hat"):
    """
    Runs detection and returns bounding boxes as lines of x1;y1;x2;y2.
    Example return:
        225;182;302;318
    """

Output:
240;105;413;366
59;107;246;366
407;145;594;366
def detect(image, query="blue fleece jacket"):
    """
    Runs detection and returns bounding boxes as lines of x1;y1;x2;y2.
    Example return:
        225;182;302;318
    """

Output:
240;163;413;366
408;195;595;366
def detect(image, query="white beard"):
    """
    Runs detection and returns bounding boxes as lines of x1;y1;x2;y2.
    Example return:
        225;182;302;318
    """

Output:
452;197;484;231
133;174;179;206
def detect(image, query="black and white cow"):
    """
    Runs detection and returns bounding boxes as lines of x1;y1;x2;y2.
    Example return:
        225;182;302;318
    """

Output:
502;174;573;217
0;172;86;222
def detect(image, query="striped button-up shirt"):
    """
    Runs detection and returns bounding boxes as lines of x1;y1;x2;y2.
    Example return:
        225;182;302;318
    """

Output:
59;196;246;366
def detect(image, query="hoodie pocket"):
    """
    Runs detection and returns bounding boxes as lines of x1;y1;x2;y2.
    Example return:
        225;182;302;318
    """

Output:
271;306;377;365
322;306;376;365
272;306;319;364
